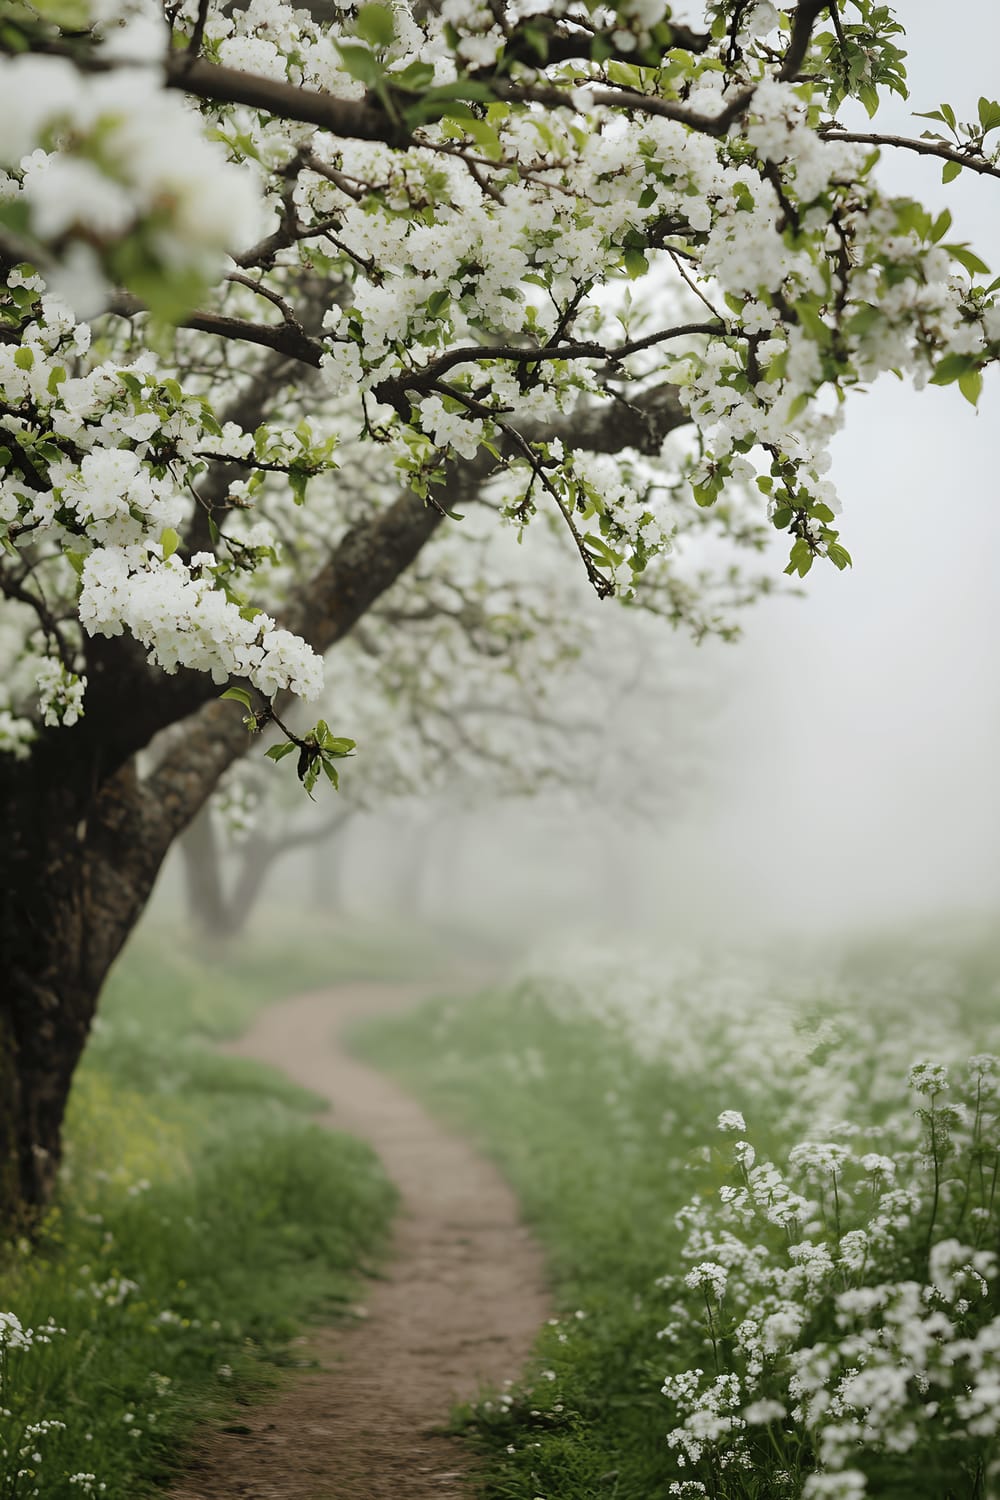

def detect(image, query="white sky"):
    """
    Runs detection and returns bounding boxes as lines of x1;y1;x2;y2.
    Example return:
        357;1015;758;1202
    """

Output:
659;2;1000;934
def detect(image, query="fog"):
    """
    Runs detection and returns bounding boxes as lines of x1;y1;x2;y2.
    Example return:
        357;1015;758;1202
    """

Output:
673;3;1000;935
154;4;1000;953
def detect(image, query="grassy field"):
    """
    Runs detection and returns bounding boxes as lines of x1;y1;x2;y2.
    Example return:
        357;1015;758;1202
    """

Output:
0;919;412;1500
355;936;1000;1500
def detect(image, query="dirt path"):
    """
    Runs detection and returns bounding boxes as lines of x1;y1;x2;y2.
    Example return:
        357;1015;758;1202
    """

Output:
168;980;550;1500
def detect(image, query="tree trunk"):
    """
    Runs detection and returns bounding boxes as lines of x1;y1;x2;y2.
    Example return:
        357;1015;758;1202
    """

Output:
0;747;198;1227
178;806;238;940
0;962;94;1219
1;760;104;1221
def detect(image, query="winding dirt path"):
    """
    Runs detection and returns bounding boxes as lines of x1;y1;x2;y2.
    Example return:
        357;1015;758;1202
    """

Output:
169;980;550;1500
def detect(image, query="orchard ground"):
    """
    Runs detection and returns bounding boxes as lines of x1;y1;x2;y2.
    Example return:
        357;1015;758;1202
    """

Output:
3;919;1000;1499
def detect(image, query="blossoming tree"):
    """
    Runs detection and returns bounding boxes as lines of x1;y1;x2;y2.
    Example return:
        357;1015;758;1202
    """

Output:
0;0;998;1219
178;564;709;937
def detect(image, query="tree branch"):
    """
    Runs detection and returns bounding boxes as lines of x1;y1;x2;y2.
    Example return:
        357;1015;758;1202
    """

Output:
820;127;1000;181
163;54;405;145
105;291;325;367
114;377;693;860
374;323;725;406
779;0;829;82
490;78;752;136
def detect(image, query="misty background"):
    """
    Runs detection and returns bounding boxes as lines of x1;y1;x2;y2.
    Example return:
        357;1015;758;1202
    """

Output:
154;2;1000;950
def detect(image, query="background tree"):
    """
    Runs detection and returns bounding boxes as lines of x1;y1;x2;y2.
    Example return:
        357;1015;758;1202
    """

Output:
1;0;999;1220
177;520;715;938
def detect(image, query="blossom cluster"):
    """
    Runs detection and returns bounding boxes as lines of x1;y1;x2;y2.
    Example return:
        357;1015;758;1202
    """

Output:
0;45;259;316
0;281;324;739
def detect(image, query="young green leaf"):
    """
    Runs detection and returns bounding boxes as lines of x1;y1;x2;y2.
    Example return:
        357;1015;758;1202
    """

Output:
265;740;297;762
355;2;395;49
221;686;254;710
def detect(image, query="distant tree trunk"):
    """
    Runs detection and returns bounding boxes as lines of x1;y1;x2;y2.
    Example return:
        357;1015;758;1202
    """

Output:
178;799;356;940
387;816;428;919
178;806;234;939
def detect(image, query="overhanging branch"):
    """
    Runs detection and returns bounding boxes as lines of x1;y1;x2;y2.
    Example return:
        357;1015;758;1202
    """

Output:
163;53;404;145
106;291;325;367
820;127;1000;182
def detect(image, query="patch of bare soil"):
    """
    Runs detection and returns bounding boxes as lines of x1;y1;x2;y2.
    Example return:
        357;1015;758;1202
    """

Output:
167;981;550;1500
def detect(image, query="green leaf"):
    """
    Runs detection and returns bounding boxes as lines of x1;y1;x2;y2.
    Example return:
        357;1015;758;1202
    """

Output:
457;115;503;160
944;243;991;277
784;538;814;578
14;346;33;371
392;59;436;91
337;42;383;88
520;22;549;61
221;686;254;710
117;257;208;324
623;247;649;279
958;367;984;407
929;351;977;386
160;526;179;561
265;740;297;762
425;288;450;320
322;757;340;790
942;159;962;183
978;97;1000;134
29;0;91;28
421;79;497;103
847;303;884;339
929;208;952;243
793;299;832;348
301;754;321;797
355;2;395;49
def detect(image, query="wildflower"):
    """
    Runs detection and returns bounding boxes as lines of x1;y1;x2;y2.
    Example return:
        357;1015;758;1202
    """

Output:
684;1262;728;1299
908;1062;949;1095
742;1399;786;1424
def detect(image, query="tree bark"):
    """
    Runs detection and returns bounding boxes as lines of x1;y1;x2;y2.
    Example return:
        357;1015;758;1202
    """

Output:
0;751;156;1219
0;385;691;1227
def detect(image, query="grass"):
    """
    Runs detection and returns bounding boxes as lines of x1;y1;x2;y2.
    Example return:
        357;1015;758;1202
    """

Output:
353;982;720;1499
0;919;407;1500
353;936;1000;1500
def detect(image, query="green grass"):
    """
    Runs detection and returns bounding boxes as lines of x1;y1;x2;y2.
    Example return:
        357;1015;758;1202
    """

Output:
98;909;452;1045
0;923;403;1500
353;983;725;1500
352;938;1000;1500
